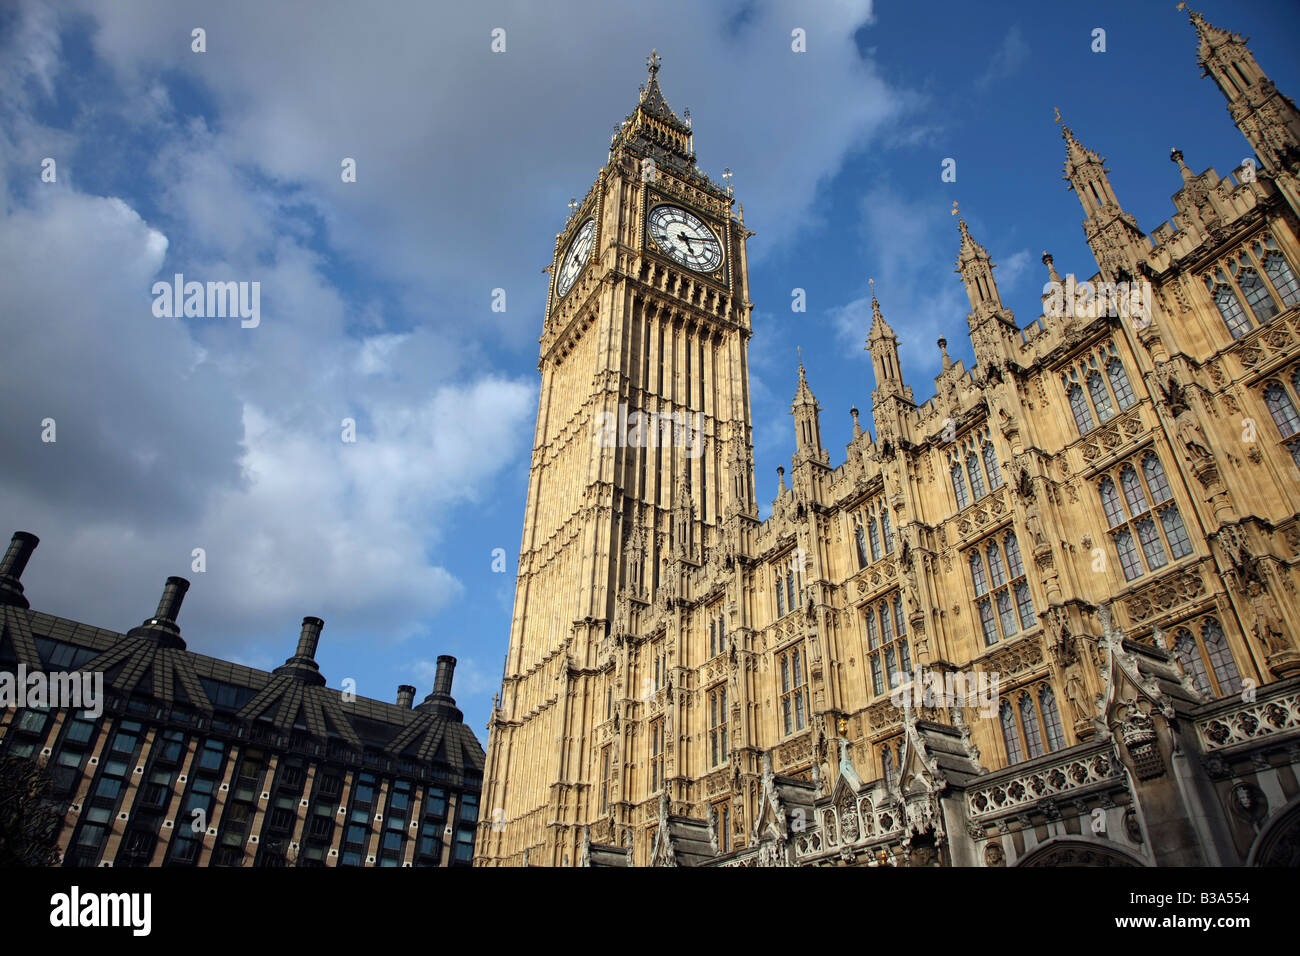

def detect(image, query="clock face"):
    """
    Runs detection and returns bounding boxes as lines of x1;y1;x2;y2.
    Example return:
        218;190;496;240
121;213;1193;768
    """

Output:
555;218;596;299
647;204;723;273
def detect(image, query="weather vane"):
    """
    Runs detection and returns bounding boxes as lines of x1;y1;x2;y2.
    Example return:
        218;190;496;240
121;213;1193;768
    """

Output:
647;49;661;74
723;167;733;196
951;201;959;216
1053;106;1062;125
568;197;577;215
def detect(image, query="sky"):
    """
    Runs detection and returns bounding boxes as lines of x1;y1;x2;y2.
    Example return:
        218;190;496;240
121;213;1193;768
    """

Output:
2;0;1298;739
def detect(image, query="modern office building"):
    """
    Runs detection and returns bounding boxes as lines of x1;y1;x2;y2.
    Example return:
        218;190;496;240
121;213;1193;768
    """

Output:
0;531;484;867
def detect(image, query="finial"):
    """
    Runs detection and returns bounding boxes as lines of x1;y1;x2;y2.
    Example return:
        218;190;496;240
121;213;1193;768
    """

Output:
850;406;862;438
1053;106;1062;125
683;106;691;128
938;337;952;370
797;344;803;369
1170;147;1194;182
647;49;661;76
723;166;733;197
568;197;578;215
951;201;959;216
777;464;786;493
1042;251;1061;283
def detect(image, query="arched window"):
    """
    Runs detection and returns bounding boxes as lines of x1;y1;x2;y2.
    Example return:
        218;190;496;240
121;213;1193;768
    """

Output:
864;608;879;649
1262;249;1300;307
1087;370;1115;422
881;509;894;553
1003;533;1025;579
1210;278;1253;338
1014;580;1036;629
775;574;785;618
1265;383;1300;438
1040;686;1066;752
986;543;1007;588
882;747;896;790
879;601;892;642
854;523;869;569
983;442;1003;490
868;517;881;563
1202;620;1241;697
967;452;986;499
1020;693;1045;759
1120;465;1148;516
893;593;905;635
1114;528;1143;581
1000;701;1023;765
1238;267;1279;322
1173;629;1212;698
969;551;988;595
1136;516;1167;570
1142;454;1172;504
1159;506;1193;559
1068;384;1095;434
952;464;969;509
1108;358;1136;410
1099;478;1126;528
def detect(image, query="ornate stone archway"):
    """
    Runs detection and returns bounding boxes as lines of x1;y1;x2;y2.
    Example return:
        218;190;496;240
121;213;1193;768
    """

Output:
1246;799;1300;867
1016;838;1145;867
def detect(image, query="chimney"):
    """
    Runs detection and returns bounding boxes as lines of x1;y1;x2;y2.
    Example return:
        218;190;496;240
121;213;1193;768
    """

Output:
0;531;38;608
274;617;326;686
127;575;190;648
416;654;462;720
396;685;416;709
433;655;456;698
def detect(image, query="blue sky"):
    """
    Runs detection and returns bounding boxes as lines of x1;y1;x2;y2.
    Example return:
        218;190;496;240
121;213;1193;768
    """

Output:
1;0;1297;739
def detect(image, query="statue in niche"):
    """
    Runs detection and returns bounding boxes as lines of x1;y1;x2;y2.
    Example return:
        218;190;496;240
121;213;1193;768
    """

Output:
1064;663;1089;722
1023;498;1049;551
1173;402;1212;463
1247;579;1290;656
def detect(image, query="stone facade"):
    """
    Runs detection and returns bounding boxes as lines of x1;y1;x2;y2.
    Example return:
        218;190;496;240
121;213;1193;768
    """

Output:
478;12;1300;867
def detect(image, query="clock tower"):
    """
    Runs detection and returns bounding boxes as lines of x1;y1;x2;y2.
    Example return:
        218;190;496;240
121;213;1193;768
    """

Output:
478;51;757;866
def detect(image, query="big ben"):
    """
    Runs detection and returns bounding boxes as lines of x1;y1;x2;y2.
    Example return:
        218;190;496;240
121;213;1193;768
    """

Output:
478;51;759;866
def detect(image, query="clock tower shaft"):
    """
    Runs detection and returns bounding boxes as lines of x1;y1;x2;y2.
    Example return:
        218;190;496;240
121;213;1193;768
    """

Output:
478;53;758;865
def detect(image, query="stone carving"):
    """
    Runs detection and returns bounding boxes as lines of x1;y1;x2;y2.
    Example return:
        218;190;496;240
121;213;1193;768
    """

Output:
1248;579;1290;656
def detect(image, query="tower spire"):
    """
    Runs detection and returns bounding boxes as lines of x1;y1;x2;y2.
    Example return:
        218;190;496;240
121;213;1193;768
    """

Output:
866;280;906;399
1059;116;1150;280
1184;6;1300;214
791;350;824;462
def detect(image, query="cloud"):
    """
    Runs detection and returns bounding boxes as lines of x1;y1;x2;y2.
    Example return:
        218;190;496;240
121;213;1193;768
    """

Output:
976;25;1028;91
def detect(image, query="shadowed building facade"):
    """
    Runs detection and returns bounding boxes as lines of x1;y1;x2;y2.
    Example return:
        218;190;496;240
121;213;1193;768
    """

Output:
0;532;484;867
479;11;1300;867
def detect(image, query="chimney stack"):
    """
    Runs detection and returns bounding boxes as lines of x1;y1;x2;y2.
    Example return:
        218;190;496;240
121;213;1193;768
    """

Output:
274;617;326;686
127;575;190;648
396;685;416;709
0;531;39;608
416;655;462;719
433;655;456;698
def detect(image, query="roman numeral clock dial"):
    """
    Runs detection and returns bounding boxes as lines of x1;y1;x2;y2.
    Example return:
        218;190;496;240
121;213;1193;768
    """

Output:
647;204;723;273
554;218;595;300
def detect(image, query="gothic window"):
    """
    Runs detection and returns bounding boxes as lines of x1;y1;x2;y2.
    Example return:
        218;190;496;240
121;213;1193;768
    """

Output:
712;802;731;854
1068;383;1095;435
969;535;1032;646
1088;371;1115;422
775;570;785;618
881;509;894;553
966;452;986;499
1100;455;1190;580
1000;700;1023;765
1172;629;1212;698
1237;265;1279;323
649;718;665;792
1168;620;1241;699
708;685;728;768
867;593;910;698
1019;693;1045;758
983;442;1003;490
1108;357;1136;410
786;562;797;611
599;746;612;814
709;619;717;659
854;522;869;569
868;517;882;562
882;746;896;790
779;645;807;736
1205;269;1253;339
952;463;970;509
1264;382;1300;438
1261;244;1300;307
1040;686;1066;752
